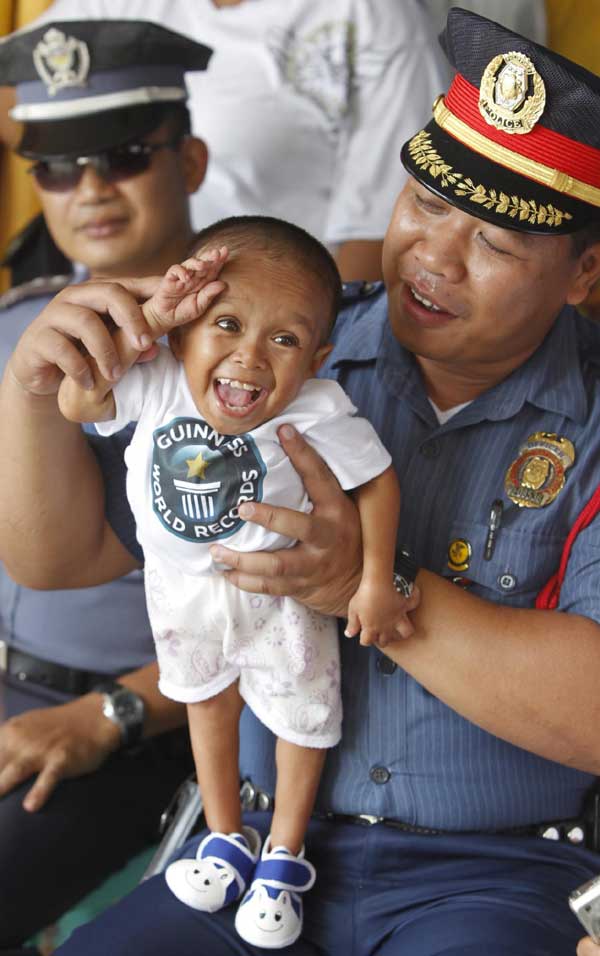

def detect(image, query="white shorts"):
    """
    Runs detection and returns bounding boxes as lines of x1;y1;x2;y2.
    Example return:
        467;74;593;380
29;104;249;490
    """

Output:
144;558;342;748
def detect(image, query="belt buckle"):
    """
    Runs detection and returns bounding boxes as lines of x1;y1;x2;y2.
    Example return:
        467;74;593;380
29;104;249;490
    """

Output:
356;814;382;826
0;640;7;672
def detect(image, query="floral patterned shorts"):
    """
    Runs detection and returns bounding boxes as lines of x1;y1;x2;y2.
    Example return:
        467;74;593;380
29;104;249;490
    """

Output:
144;558;342;748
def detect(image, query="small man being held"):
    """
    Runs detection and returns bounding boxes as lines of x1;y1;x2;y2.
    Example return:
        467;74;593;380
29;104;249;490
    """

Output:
57;215;417;949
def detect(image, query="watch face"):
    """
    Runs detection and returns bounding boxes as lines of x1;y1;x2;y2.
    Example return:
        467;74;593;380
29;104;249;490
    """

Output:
102;687;145;746
114;693;143;720
393;573;413;598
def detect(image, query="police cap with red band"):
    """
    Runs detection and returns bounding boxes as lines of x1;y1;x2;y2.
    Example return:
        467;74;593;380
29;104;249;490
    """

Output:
401;7;600;234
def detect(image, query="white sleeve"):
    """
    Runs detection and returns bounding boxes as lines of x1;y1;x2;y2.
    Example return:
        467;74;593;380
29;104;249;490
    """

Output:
94;364;148;436
305;415;392;491
325;0;451;245
295;381;392;491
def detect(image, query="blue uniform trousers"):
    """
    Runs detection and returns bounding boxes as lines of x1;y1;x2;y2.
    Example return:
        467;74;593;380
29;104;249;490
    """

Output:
56;811;597;955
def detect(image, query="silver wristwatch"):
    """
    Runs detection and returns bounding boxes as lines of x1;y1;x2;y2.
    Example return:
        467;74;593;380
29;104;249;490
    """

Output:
94;680;145;748
392;548;419;598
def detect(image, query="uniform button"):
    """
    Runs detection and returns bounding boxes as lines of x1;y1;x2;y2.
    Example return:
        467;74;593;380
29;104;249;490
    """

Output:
376;656;397;675
369;766;391;785
420;439;440;459
498;572;517;591
257;791;273;811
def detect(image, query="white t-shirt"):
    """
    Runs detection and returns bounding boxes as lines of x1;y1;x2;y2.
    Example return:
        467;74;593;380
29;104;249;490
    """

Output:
42;0;450;245
96;347;391;576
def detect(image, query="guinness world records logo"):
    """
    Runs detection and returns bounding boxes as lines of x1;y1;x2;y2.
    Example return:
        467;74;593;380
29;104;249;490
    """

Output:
151;417;266;542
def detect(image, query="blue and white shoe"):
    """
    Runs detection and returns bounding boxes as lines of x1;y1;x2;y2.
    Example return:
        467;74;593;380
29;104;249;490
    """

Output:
165;826;261;913
234;836;316;948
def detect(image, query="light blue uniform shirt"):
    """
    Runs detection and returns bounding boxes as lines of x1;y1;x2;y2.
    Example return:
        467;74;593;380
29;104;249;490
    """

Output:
101;285;600;828
0;291;155;677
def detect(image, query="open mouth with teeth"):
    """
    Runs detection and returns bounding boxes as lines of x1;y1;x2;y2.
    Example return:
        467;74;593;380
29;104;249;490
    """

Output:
410;286;443;312
214;377;268;417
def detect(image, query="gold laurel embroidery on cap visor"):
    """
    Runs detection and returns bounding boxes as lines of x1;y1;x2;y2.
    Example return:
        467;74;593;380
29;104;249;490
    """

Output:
407;130;573;228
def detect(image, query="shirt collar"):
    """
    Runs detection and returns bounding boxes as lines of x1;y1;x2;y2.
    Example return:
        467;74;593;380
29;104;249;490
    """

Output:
464;306;589;426
330;296;592;427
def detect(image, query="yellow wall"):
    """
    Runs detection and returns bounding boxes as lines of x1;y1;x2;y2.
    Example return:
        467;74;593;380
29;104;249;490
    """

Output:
546;0;600;73
0;1;51;292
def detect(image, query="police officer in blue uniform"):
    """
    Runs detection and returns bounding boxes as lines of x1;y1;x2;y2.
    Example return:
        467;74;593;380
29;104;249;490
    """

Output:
3;7;600;955
0;19;212;949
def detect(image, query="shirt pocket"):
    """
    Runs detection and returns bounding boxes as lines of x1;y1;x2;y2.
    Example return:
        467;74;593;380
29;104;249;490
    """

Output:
439;519;565;606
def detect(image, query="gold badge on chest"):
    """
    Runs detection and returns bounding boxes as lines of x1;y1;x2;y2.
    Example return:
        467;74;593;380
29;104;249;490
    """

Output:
504;432;575;508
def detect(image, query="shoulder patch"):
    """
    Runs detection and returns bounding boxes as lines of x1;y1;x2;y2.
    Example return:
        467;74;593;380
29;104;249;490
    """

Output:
0;273;72;311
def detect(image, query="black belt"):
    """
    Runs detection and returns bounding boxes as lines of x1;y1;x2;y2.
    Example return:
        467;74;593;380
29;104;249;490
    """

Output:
0;642;113;696
239;780;591;848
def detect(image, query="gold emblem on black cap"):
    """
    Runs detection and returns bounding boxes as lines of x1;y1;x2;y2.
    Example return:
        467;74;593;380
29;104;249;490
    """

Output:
504;432;575;508
479;52;546;135
33;28;90;96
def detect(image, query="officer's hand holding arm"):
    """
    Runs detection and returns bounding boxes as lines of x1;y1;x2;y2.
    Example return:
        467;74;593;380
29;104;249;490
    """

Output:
0;278;159;589
213;429;600;774
0;661;185;812
58;248;227;424
210;424;367;617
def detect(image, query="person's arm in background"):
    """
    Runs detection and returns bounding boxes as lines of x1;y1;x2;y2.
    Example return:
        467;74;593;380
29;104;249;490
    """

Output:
0;277;158;588
0;277;197;812
326;0;451;282
0;661;186;812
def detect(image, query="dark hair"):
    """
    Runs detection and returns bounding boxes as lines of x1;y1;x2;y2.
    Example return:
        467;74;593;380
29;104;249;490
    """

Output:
570;220;600;257
191;215;343;338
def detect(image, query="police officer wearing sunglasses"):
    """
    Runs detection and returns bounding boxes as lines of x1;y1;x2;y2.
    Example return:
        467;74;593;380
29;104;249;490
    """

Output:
0;19;212;950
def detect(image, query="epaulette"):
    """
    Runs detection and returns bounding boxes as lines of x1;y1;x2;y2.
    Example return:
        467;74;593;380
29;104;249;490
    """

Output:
340;280;383;308
0;273;72;310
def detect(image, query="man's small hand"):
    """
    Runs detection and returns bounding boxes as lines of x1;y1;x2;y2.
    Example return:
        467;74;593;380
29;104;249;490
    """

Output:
345;581;420;647
143;246;228;335
210;425;363;617
8;276;161;397
0;694;120;811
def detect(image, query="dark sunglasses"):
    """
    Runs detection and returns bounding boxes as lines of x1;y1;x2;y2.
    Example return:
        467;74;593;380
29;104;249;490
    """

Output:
28;137;183;193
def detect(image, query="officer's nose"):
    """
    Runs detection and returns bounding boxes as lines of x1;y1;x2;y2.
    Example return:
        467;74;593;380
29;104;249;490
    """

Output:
74;162;119;200
415;217;468;283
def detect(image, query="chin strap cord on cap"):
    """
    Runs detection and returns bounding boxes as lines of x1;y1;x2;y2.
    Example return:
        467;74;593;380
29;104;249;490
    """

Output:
536;482;600;609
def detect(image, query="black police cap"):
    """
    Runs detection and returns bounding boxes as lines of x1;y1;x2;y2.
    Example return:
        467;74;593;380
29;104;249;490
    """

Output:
401;7;600;234
0;19;212;158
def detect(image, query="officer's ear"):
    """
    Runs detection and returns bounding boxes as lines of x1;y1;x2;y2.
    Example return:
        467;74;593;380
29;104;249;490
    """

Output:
180;136;208;196
566;241;600;306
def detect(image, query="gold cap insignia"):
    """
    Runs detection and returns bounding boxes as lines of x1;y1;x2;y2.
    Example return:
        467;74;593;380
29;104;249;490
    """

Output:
504;432;575;508
479;51;546;135
448;538;472;572
33;28;90;97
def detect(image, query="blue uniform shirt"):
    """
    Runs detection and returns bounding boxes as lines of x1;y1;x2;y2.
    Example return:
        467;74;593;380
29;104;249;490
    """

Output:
0;290;156;677
97;285;600;828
